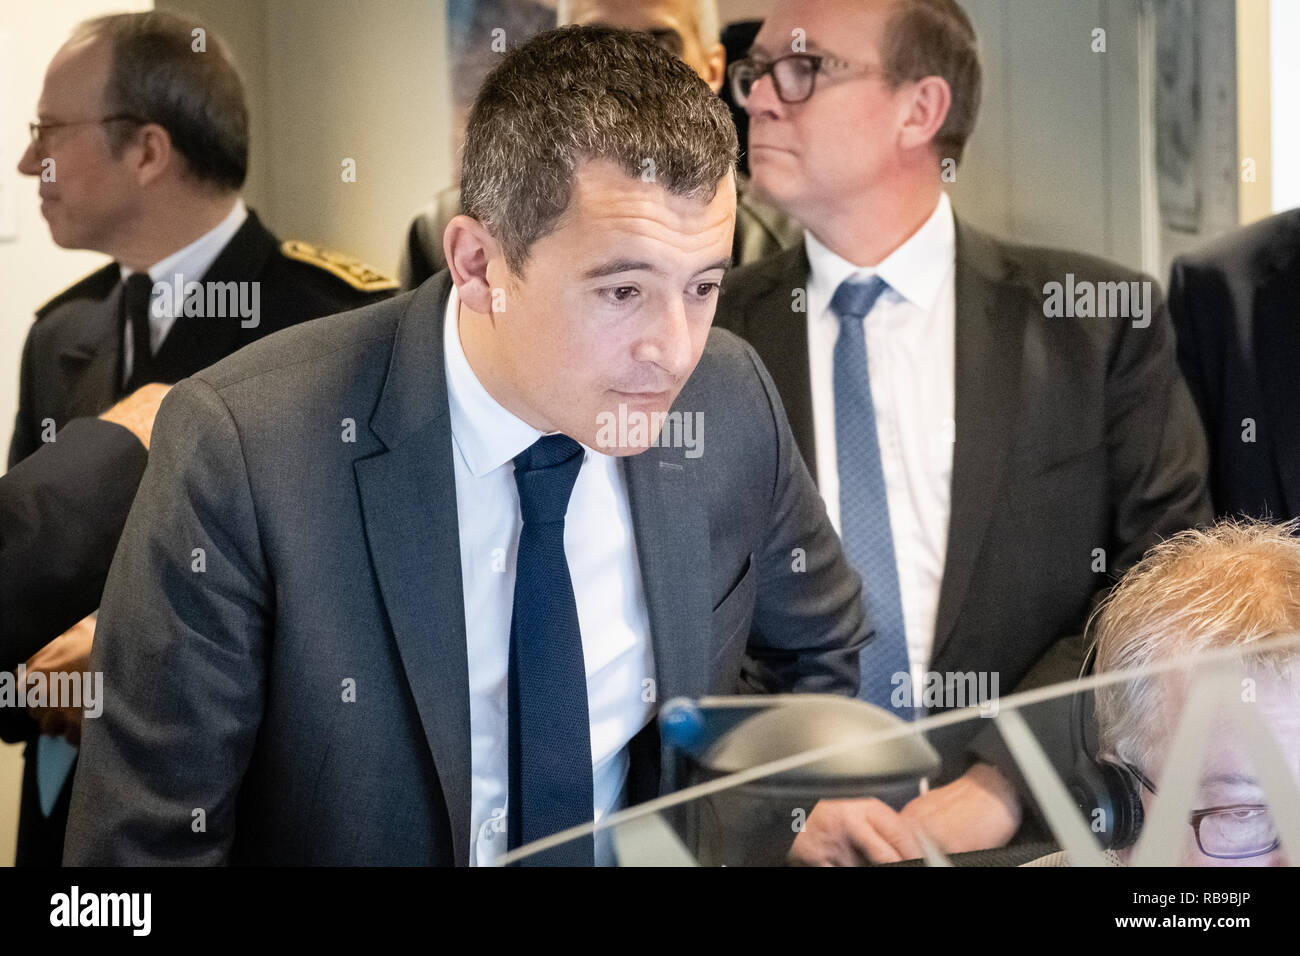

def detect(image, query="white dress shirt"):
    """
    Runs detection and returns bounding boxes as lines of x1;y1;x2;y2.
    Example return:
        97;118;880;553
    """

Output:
805;192;957;696
443;286;656;866
119;197;248;385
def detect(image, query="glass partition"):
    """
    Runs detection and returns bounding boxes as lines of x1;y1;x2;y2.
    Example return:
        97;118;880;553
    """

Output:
500;633;1300;866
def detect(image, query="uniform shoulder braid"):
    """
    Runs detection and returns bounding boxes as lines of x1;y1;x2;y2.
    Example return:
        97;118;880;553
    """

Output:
279;240;399;293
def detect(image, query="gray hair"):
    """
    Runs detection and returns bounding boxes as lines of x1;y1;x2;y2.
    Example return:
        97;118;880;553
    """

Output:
1093;519;1300;772
460;25;737;275
73;11;248;191
557;0;721;47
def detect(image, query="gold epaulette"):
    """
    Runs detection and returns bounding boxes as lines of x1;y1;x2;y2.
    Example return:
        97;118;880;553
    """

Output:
280;240;399;292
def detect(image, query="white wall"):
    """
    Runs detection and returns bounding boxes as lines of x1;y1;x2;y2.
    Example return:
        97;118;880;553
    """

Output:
1270;0;1300;212
158;0;453;276
0;0;153;868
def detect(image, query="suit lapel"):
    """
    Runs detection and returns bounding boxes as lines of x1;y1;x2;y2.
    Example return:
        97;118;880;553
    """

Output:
353;274;472;865
58;284;126;417
1253;229;1300;517
730;246;818;478
622;445;711;789
932;222;1027;660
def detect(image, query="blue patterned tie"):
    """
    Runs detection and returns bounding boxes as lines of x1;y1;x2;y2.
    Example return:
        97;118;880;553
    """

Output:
831;277;914;719
507;434;595;864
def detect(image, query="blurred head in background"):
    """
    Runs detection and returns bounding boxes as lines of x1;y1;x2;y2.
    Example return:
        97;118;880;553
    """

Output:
559;0;725;91
17;11;247;269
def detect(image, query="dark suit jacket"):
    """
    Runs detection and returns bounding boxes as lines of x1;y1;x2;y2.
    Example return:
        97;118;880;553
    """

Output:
1168;208;1300;520
714;219;1212;776
397;176;802;290
64;272;868;865
0;419;145;669
5;208;397;866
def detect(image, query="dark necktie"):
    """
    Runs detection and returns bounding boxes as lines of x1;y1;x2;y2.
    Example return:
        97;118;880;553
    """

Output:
506;433;595;864
121;272;155;393
831;276;915;719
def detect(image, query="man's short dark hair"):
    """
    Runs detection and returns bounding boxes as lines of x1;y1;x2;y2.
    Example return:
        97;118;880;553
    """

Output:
461;25;738;275
881;0;981;165
75;11;249;191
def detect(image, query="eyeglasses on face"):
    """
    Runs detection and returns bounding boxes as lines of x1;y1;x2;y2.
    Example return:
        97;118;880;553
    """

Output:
1125;762;1282;860
727;52;895;106
27;115;144;150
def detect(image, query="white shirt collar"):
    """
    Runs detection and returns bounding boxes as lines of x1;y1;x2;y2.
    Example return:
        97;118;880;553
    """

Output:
119;197;248;284
805;191;955;316
443;284;547;478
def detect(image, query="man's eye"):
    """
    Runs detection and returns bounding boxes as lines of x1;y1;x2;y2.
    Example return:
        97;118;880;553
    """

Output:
601;286;639;303
693;282;721;298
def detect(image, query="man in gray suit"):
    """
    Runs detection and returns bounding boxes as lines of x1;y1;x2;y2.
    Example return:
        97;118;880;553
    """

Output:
65;26;867;866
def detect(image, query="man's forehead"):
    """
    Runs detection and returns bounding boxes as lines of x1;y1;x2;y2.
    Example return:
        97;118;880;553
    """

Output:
569;0;695;34
555;160;735;258
42;36;108;108
753;0;889;55
570;157;732;209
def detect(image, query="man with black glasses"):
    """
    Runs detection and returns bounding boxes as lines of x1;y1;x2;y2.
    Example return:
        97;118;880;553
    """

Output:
716;0;1211;863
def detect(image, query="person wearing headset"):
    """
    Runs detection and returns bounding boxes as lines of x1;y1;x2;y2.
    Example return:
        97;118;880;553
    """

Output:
1029;518;1300;867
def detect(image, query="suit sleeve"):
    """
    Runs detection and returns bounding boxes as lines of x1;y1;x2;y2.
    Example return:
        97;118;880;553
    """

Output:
967;281;1213;794
0;418;146;669
8;327;41;468
64;378;271;865
1167;256;1220;495
1102;280;1213;568
736;342;869;696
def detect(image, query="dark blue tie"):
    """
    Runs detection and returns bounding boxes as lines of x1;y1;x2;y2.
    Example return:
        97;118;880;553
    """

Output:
507;434;595;864
831;277;915;719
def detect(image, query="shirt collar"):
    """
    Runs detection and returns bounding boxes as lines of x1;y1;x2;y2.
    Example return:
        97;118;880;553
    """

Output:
119;197;248;284
805;191;955;316
443;284;546;478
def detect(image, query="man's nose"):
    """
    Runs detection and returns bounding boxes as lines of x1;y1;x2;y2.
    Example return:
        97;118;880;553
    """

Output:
17;140;41;177
745;70;783;120
635;300;694;379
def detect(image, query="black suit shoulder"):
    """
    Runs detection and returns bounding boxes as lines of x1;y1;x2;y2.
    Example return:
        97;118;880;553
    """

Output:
34;263;119;321
1173;208;1300;277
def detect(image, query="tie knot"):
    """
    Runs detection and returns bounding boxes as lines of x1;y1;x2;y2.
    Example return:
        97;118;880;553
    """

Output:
513;434;584;525
123;272;154;311
830;275;890;324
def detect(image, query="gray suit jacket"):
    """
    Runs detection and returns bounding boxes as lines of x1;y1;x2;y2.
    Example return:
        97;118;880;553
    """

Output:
64;272;867;865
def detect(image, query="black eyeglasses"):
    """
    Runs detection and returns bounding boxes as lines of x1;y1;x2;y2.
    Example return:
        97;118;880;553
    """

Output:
1125;762;1281;860
27;115;144;150
728;52;895;106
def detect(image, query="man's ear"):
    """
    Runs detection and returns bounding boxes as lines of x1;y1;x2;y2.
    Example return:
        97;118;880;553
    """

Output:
445;214;504;314
898;75;952;157
132;122;175;188
701;42;726;94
